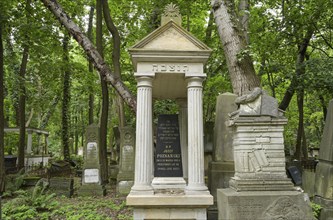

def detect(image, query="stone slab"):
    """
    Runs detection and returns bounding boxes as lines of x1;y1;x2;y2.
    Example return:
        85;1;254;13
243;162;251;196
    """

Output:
302;170;315;197
213;92;237;162
217;188;314;220
315;161;333;199
127;194;213;207
127;194;213;220
134;207;206;220
318;99;333;162
77;184;106;197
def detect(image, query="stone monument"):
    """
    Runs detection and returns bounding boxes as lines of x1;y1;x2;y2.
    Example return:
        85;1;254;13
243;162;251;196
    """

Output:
217;88;314;220
208;92;237;219
117;126;135;195
78;124;105;196
126;4;213;219
314;99;333;220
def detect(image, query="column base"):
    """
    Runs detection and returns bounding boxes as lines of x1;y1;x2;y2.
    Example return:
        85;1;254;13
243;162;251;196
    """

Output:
130;184;154;195
152;177;186;189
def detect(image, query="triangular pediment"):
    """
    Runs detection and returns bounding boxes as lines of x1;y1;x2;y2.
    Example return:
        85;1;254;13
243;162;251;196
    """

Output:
130;21;211;52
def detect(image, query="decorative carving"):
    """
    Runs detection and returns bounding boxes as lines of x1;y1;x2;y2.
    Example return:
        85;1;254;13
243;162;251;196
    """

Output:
163;3;180;18
262;196;306;220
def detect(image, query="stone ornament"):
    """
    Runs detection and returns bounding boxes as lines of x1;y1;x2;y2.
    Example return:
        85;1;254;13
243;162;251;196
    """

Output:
230;87;283;119
161;3;182;26
262;196;308;220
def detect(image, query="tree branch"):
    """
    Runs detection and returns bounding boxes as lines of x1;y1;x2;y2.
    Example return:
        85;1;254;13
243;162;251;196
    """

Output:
40;0;136;112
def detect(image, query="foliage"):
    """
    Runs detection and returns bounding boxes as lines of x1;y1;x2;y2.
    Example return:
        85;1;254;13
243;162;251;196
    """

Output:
311;202;322;219
1;0;333;162
2;181;58;219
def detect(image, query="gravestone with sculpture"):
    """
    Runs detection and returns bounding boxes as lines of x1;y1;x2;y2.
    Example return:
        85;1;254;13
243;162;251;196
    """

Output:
217;88;314;220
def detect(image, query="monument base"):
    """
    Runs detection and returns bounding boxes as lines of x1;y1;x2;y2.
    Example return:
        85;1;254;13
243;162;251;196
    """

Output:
229;177;295;191
217;188;314;220
207;161;234;220
314;196;333;220
127;193;213;220
77;184;106;197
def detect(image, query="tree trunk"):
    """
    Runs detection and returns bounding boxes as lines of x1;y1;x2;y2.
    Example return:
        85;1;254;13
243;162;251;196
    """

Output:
18;0;32;170
319;95;327;121
279;29;313;111
0;18;6;194
41;0;136;112
204;10;214;44
17;46;29;170
40;95;60;129
211;0;260;96
97;0;109;184
62;34;71;160
295;90;304;160
102;0;125;128
87;6;95;125
238;0;250;44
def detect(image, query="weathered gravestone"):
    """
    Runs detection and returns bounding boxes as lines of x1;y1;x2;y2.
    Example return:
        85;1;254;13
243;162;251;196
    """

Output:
314;99;333;220
117;126;135;195
208;92;237;220
217;88;314;220
78;124;105;196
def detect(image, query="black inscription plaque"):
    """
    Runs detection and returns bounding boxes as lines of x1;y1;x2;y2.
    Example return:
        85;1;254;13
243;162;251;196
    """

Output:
154;114;183;177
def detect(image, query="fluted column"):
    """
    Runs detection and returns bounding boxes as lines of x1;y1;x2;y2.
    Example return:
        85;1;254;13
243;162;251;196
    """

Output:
177;99;188;180
131;76;154;194
186;77;208;193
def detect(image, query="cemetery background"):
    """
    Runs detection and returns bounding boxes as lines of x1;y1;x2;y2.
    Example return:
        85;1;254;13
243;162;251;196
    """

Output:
1;0;333;219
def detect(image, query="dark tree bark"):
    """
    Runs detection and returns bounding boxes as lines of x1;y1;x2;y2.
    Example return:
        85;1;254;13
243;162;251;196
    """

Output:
97;0;109;184
62;34;71;160
294;91;304;160
87;6;95;125
40;95;60;129
278;30;313;111
238;0;250;44
0;17;6;194
17;46;29;169
319;95;327;120
211;0;260;96
204;10;214;44
40;0;136;112
102;0;125;128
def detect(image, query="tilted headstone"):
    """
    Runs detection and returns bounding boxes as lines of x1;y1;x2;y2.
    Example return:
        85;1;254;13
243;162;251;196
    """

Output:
217;88;314;220
78;124;105;196
208;92;237;219
117;126;135;195
314;99;333;220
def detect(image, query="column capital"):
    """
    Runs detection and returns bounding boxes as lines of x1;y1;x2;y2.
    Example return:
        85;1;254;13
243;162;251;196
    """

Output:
186;76;204;88
136;76;154;87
